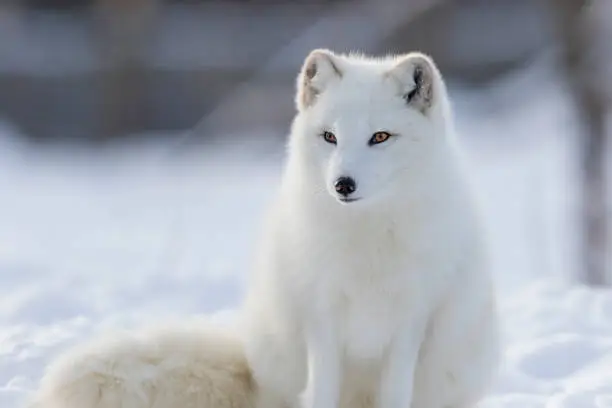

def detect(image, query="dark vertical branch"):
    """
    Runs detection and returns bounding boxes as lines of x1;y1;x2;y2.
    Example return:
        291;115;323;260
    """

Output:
93;0;160;141
549;0;609;285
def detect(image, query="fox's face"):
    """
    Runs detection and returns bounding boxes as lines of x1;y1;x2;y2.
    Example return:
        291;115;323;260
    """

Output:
290;50;449;206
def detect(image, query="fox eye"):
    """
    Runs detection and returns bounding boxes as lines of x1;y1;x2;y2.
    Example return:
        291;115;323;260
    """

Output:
321;131;337;144
369;131;392;146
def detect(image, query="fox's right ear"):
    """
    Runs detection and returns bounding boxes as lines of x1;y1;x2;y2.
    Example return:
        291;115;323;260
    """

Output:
296;49;343;111
386;52;438;114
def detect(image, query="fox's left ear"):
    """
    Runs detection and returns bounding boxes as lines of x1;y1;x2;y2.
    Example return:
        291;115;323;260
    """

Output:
296;49;343;111
386;53;437;114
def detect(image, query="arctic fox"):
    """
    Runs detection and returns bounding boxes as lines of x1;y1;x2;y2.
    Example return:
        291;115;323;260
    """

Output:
30;49;498;408
241;49;499;408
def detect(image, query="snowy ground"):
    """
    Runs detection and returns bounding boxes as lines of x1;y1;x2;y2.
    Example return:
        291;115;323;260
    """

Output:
1;59;612;408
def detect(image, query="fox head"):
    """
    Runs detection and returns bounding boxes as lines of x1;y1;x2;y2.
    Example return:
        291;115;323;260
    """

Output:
287;49;454;207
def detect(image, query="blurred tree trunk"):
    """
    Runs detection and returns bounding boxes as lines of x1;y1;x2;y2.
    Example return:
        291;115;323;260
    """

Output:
93;0;160;141
549;0;610;285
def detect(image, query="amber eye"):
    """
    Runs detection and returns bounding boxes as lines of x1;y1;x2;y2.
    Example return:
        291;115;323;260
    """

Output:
322;131;337;144
369;131;392;145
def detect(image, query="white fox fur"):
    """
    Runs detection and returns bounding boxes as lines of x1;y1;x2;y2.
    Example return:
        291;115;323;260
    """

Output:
241;49;499;408
30;322;283;408
30;49;498;408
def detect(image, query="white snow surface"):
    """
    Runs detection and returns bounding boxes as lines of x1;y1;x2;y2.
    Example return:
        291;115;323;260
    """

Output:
1;62;612;408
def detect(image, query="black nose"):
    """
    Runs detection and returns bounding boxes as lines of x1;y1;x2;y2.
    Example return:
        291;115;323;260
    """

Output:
334;176;357;196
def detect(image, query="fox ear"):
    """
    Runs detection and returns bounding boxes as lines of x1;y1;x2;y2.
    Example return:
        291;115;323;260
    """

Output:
296;49;343;111
386;52;437;113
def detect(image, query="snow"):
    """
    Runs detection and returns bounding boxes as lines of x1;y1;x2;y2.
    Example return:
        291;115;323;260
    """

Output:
482;281;612;408
1;59;612;408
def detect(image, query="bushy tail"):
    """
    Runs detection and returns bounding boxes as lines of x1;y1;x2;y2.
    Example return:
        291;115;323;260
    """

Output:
30;319;270;408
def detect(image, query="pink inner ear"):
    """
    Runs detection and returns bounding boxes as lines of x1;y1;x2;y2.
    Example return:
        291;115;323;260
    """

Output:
298;51;343;110
305;61;318;81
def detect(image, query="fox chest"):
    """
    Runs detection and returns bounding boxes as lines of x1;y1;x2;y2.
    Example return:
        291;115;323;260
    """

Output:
337;287;404;361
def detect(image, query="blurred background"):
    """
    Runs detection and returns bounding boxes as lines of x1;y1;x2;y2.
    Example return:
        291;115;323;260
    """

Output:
1;0;601;141
0;1;611;401
1;1;612;404
0;0;612;348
